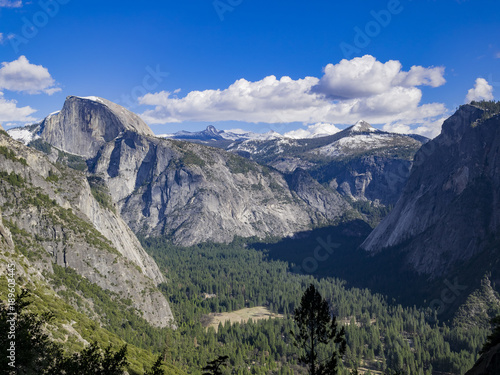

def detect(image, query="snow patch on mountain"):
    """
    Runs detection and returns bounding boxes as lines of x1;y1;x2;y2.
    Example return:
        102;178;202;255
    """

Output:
315;134;398;157
8;127;39;145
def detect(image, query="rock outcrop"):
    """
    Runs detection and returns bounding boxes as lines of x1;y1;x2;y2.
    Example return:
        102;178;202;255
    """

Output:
362;104;500;277
39;96;154;159
286;168;352;221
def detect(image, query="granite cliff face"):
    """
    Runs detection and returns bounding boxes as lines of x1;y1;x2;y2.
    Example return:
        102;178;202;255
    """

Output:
38;96;154;159
89;131;354;246
0;132;173;327
362;104;500;277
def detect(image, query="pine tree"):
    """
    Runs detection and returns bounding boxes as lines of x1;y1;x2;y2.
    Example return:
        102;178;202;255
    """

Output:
290;284;346;375
202;355;230;375
144;355;165;375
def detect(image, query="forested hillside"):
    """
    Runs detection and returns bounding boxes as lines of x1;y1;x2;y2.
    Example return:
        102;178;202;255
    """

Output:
141;237;492;374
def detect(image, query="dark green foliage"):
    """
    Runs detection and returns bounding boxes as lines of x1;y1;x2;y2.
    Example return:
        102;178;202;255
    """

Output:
87;176;116;212
0;289;61;374
202;355;229;375
348;200;392;228
28;139;52;155
480;314;500;354
0;171;25;187
470;100;500;124
291;284;346;375
55;341;128;375
46;169;60;183
0;289;164;375
55;149;88;171
50;265;167;352
181;150;206;167
226;154;259;174
470;100;500;115
0;145;27;165
0;129;9;137
144;355;165;375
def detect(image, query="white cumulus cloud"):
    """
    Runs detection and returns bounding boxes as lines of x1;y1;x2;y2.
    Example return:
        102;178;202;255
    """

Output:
312;55;445;99
284;123;341;139
0;56;60;95
139;55;448;136
383;116;448;139
0;0;22;8
0;92;37;123
140;75;322;124
465;78;494;103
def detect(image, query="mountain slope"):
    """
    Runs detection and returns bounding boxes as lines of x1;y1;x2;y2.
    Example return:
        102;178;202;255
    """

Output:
362;103;500;278
0;131;173;327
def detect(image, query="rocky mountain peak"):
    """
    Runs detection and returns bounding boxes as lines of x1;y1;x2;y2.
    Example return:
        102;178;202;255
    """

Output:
206;125;222;136
349;120;378;133
39;95;154;158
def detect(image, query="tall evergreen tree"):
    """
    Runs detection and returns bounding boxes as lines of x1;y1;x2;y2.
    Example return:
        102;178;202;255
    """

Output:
144;355;165;375
202;355;230;375
291;284;346;375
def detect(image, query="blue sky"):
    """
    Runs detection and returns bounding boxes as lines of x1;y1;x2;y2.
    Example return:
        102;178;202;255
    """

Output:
0;0;498;138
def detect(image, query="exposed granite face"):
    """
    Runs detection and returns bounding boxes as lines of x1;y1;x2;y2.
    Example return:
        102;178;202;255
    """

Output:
0;132;173;327
0;209;13;251
40;96;154;159
286;168;352;222
316;155;413;207
362;105;500;277
90;132;355;246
